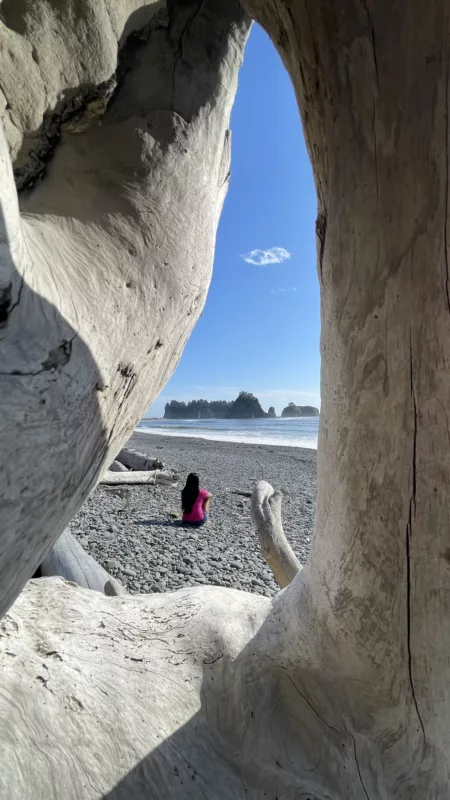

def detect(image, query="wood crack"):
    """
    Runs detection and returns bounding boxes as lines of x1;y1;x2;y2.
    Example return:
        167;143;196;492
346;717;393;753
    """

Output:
372;98;379;218
13;9;168;192
361;0;378;87
410;339;417;514
406;333;425;741
0;335;75;376
0;284;13;326
444;42;450;314
283;672;339;735
203;652;223;665
316;211;327;284
350;733;370;800
14;76;116;192
0;275;25;328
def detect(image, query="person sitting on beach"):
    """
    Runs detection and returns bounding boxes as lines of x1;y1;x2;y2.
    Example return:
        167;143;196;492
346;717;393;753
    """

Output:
181;473;211;526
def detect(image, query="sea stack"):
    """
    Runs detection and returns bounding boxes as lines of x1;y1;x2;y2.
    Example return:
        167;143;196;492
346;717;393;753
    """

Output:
224;392;268;419
281;404;320;418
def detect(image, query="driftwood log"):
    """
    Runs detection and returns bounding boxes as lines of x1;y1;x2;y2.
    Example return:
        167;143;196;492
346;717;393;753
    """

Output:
116;448;164;471
40;457;178;589
100;469;178;486
0;0;249;618
251;480;302;587
109;460;129;472
40;529;125;595
39;449;174;588
104;578;125;596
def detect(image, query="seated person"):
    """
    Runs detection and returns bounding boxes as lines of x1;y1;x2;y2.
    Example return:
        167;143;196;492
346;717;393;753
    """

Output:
181;473;211;526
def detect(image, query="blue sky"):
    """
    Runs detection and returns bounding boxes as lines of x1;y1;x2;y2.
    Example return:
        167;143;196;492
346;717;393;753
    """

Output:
147;24;320;418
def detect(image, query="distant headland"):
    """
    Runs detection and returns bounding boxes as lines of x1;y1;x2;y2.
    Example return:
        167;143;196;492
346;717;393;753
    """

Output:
164;393;319;419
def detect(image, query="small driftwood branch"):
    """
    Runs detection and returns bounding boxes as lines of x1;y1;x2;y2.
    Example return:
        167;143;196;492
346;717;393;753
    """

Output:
117;448;164;471
100;469;179;486
251;480;302;588
40;530;124;594
109;460;129;472
104;579;125;596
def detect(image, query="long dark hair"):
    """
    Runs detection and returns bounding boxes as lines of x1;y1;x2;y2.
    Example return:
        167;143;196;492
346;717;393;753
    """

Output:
182;473;200;514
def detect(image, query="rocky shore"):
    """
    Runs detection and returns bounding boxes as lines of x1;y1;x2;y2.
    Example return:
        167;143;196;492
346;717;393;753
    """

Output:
68;432;317;596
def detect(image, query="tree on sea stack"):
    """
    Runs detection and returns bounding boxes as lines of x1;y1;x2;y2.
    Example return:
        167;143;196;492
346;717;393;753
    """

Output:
0;1;449;798
281;402;319;417
224;390;268;418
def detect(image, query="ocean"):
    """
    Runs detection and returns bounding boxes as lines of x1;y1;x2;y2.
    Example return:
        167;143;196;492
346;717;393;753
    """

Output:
136;416;319;449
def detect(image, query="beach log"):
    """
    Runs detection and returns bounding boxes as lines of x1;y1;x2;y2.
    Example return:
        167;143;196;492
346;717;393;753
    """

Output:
116;448;164;472
251;480;302;587
104;579;125;596
0;0;250;617
100;469;179;486
109;460;129;472
40;530;120;594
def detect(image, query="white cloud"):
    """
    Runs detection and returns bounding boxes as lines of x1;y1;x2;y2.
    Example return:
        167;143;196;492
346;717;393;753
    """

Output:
271;286;297;296
241;247;291;266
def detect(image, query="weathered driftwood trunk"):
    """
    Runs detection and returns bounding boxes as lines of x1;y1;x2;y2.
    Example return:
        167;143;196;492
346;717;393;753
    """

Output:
242;0;450;793
116;448;163;471
100;468;178;485
109;460;130;472
251;480;301;587
0;0;250;617
1;0;450;798
40;529;123;594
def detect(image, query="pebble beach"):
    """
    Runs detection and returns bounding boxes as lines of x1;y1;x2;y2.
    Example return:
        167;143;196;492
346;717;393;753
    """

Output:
68;432;317;596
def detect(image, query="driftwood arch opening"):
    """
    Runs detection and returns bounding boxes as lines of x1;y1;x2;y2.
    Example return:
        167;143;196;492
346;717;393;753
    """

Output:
1;1;449;797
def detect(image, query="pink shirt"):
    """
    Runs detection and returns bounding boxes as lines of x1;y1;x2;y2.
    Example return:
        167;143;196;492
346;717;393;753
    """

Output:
182;488;208;523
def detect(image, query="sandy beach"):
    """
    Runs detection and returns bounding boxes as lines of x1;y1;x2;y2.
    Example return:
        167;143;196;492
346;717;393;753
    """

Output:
68;432;317;596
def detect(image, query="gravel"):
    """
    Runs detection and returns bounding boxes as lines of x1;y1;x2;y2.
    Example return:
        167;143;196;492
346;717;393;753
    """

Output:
68;432;317;597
